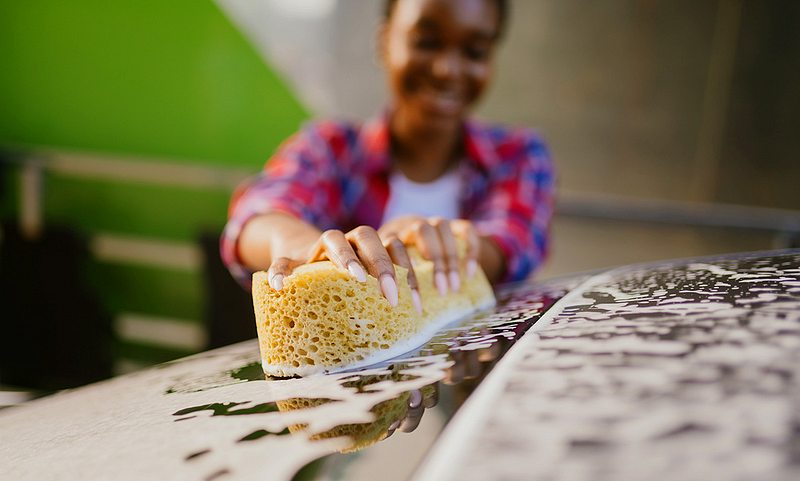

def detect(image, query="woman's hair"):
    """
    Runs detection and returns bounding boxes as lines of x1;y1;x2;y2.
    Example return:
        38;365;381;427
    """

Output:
383;0;509;40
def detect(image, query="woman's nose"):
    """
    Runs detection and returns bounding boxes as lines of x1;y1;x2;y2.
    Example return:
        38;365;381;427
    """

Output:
431;49;462;80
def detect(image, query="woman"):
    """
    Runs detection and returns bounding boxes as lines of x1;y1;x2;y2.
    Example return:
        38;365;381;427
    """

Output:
221;0;554;311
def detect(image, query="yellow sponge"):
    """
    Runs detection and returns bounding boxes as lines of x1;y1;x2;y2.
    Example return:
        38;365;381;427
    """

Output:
252;253;495;377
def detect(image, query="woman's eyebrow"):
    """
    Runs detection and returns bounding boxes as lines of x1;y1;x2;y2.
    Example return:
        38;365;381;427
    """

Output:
468;29;495;41
413;17;440;32
413;19;496;41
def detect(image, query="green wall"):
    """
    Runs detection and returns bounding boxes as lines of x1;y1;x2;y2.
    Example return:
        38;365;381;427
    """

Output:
0;0;306;164
0;0;308;370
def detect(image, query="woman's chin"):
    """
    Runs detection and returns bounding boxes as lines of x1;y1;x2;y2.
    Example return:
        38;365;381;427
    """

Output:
413;103;465;130
395;100;466;132
419;95;463;118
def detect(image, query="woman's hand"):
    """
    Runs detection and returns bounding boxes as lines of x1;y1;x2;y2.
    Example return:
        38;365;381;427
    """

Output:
263;221;423;313
378;216;481;295
307;226;424;312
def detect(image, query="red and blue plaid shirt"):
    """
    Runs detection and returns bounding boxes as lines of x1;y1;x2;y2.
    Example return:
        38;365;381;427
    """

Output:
221;115;554;287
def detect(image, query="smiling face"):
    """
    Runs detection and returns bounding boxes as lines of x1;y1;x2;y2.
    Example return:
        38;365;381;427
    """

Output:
380;0;500;133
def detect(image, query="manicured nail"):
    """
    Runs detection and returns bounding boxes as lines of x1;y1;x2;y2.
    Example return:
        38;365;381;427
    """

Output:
449;270;461;292
467;259;478;278
380;274;398;307
270;274;284;291
411;289;423;314
347;261;367;282
408;389;423;409
435;271;448;296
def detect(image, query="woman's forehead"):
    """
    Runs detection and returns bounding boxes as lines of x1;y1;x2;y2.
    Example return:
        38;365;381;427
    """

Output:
390;0;499;38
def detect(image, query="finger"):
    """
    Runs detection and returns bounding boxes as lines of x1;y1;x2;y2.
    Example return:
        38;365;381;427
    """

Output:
463;349;483;380
409;389;423;409
309;230;367;282
444;350;465;385
267;257;302;291
386;417;402;438
399;391;423;433
431;218;461;292
477;328;502;362
451;219;480;277
399;405;424;433
385;237;422;313
402;220;448;296
347;226;398;306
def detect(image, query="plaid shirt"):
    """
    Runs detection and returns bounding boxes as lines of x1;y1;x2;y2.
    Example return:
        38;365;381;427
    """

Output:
221;116;554;287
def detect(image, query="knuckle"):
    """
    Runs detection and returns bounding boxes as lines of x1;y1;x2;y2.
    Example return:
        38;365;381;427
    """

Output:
352;225;376;239
320;229;342;244
411;219;427;232
271;257;288;271
387;237;404;250
418;222;436;237
336;247;354;261
375;257;395;274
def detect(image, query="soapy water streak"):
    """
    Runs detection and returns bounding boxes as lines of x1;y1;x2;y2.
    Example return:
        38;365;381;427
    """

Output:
445;252;800;481
158;276;576;480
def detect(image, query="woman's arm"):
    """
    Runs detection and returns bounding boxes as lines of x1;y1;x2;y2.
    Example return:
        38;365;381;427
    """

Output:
477;235;505;283
469;129;555;283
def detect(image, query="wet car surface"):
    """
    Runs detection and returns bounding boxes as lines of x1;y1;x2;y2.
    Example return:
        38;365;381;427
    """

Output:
2;250;799;481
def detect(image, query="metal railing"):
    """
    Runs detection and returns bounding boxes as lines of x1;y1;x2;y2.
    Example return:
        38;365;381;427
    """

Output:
557;190;800;248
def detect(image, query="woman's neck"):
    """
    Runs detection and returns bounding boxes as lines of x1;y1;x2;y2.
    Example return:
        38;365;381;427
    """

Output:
389;109;463;183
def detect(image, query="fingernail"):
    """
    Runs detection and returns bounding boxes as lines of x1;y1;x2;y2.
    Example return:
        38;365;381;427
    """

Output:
467;260;477;278
411;289;423;314
435;271;448;296
449;270;461;292
408;389;423;409
347;261;367;282
270;274;284;291
380;274;398;307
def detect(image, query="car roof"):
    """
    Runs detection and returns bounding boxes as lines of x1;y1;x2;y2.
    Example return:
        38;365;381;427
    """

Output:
2;249;799;481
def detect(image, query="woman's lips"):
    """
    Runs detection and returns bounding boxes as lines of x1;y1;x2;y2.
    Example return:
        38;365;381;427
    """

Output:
417;88;463;116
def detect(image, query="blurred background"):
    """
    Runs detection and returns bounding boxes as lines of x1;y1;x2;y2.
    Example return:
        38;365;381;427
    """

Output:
1;0;798;396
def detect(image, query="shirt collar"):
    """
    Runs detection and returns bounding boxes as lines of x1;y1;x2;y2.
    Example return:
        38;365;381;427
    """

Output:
360;114;391;175
464;118;501;172
360;113;500;175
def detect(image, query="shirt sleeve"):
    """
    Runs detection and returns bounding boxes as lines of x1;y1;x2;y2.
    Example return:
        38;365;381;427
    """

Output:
470;130;555;283
220;122;344;288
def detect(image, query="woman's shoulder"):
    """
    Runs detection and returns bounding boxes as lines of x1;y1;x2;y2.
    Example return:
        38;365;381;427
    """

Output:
296;117;388;170
297;118;366;149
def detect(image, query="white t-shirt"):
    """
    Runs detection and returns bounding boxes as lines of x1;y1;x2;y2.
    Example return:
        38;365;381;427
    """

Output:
381;169;462;224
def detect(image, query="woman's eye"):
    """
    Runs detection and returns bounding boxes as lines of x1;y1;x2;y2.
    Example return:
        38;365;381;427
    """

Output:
464;45;490;61
413;36;441;51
